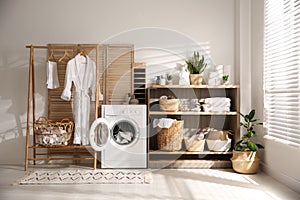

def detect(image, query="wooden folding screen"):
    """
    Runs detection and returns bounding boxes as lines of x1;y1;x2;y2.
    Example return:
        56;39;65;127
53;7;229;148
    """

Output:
104;44;134;104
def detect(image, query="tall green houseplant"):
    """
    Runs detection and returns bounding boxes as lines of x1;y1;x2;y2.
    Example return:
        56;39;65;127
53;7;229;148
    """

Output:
231;109;264;174
235;109;264;151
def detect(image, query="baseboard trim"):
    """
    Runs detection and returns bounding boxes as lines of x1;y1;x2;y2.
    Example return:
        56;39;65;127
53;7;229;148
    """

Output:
261;163;300;194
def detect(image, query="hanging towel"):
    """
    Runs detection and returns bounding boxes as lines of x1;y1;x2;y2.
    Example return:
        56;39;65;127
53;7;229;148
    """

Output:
46;61;60;89
153;118;176;129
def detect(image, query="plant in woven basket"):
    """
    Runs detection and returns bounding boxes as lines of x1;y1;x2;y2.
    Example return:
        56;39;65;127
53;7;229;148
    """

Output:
231;109;264;174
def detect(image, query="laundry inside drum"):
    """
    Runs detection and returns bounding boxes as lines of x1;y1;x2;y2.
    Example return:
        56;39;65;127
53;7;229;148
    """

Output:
112;121;136;145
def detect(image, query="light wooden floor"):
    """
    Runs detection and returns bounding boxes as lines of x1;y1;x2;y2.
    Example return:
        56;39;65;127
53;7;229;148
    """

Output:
0;165;299;200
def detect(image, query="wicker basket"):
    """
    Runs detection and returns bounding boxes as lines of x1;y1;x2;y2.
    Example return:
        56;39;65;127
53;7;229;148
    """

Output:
206;130;231;152
207;130;230;140
184;138;205;152
34;117;74;146
159;99;179;112
157;120;184;151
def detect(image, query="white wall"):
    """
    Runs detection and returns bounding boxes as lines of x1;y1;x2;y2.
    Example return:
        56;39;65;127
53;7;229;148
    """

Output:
0;0;235;164
251;0;300;193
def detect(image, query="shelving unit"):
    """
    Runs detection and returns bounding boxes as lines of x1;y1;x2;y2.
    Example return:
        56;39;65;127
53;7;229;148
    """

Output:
132;62;146;104
147;84;240;168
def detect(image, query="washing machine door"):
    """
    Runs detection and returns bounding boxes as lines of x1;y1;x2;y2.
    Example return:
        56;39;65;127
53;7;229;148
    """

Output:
89;118;111;152
90;117;140;151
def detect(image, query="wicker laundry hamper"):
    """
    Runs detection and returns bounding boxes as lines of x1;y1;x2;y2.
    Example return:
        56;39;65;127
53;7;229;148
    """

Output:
157;120;184;151
34;117;74;146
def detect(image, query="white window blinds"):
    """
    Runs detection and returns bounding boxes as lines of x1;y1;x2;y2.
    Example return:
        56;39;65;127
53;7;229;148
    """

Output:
264;0;300;147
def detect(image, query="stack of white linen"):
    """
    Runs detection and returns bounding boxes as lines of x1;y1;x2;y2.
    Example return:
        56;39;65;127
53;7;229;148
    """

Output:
202;97;231;112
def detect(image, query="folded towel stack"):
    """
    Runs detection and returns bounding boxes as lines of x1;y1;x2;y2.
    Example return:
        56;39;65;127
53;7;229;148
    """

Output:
202;97;231;112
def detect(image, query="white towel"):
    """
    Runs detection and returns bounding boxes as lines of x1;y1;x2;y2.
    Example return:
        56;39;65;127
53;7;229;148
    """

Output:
46;61;60;89
115;131;133;144
153;118;176;129
119;131;133;141
202;104;230;112
203;102;231;108
204;97;231;104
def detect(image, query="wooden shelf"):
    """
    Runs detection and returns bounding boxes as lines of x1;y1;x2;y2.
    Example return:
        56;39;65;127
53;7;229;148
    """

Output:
149;111;238;115
28;157;95;161
149;150;233;155
148;160;232;169
150;84;240;89
29;145;93;149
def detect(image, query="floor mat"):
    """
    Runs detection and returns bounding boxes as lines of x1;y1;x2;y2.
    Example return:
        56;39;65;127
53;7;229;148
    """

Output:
17;169;152;185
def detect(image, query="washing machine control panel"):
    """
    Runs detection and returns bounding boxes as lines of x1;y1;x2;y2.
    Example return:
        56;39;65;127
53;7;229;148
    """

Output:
122;109;139;115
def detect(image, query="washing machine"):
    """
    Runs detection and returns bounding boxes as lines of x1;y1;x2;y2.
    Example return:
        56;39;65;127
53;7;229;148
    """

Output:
89;105;147;168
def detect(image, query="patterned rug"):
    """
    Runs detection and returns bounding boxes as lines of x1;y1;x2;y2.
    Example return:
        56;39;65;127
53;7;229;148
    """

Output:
18;169;152;185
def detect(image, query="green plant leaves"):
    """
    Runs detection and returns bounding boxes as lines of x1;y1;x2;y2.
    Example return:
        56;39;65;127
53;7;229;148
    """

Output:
235;109;264;151
248;109;255;120
185;51;207;74
247;141;259;151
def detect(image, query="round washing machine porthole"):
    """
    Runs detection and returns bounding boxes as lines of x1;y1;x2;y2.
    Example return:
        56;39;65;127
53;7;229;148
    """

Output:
111;119;139;146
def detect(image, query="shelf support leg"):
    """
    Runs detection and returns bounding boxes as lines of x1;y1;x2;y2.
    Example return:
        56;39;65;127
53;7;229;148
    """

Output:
25;45;34;171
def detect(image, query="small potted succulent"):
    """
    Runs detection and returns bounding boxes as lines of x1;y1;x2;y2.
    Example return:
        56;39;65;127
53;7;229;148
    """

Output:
222;75;229;85
186;51;207;85
231;109;264;174
166;73;173;85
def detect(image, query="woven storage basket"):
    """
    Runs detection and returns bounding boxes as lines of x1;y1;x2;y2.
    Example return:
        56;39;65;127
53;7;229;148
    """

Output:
159;99;179;112
157;120;184;151
34;117;74;146
184;138;205;152
206;130;231;152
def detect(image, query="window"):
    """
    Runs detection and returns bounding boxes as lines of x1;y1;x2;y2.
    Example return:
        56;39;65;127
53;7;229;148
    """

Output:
264;0;300;147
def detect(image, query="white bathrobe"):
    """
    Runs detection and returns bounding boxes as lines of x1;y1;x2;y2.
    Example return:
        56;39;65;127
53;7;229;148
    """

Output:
61;54;96;145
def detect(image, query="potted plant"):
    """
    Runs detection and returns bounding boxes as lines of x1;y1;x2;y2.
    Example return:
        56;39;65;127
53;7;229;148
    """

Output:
166;73;173;85
222;75;229;85
185;51;207;85
231;109;264;174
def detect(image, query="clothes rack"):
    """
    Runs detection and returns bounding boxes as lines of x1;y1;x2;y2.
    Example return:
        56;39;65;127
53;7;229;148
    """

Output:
24;44;101;171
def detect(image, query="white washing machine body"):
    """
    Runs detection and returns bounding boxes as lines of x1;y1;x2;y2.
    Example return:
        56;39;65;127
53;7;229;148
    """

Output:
89;105;147;168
